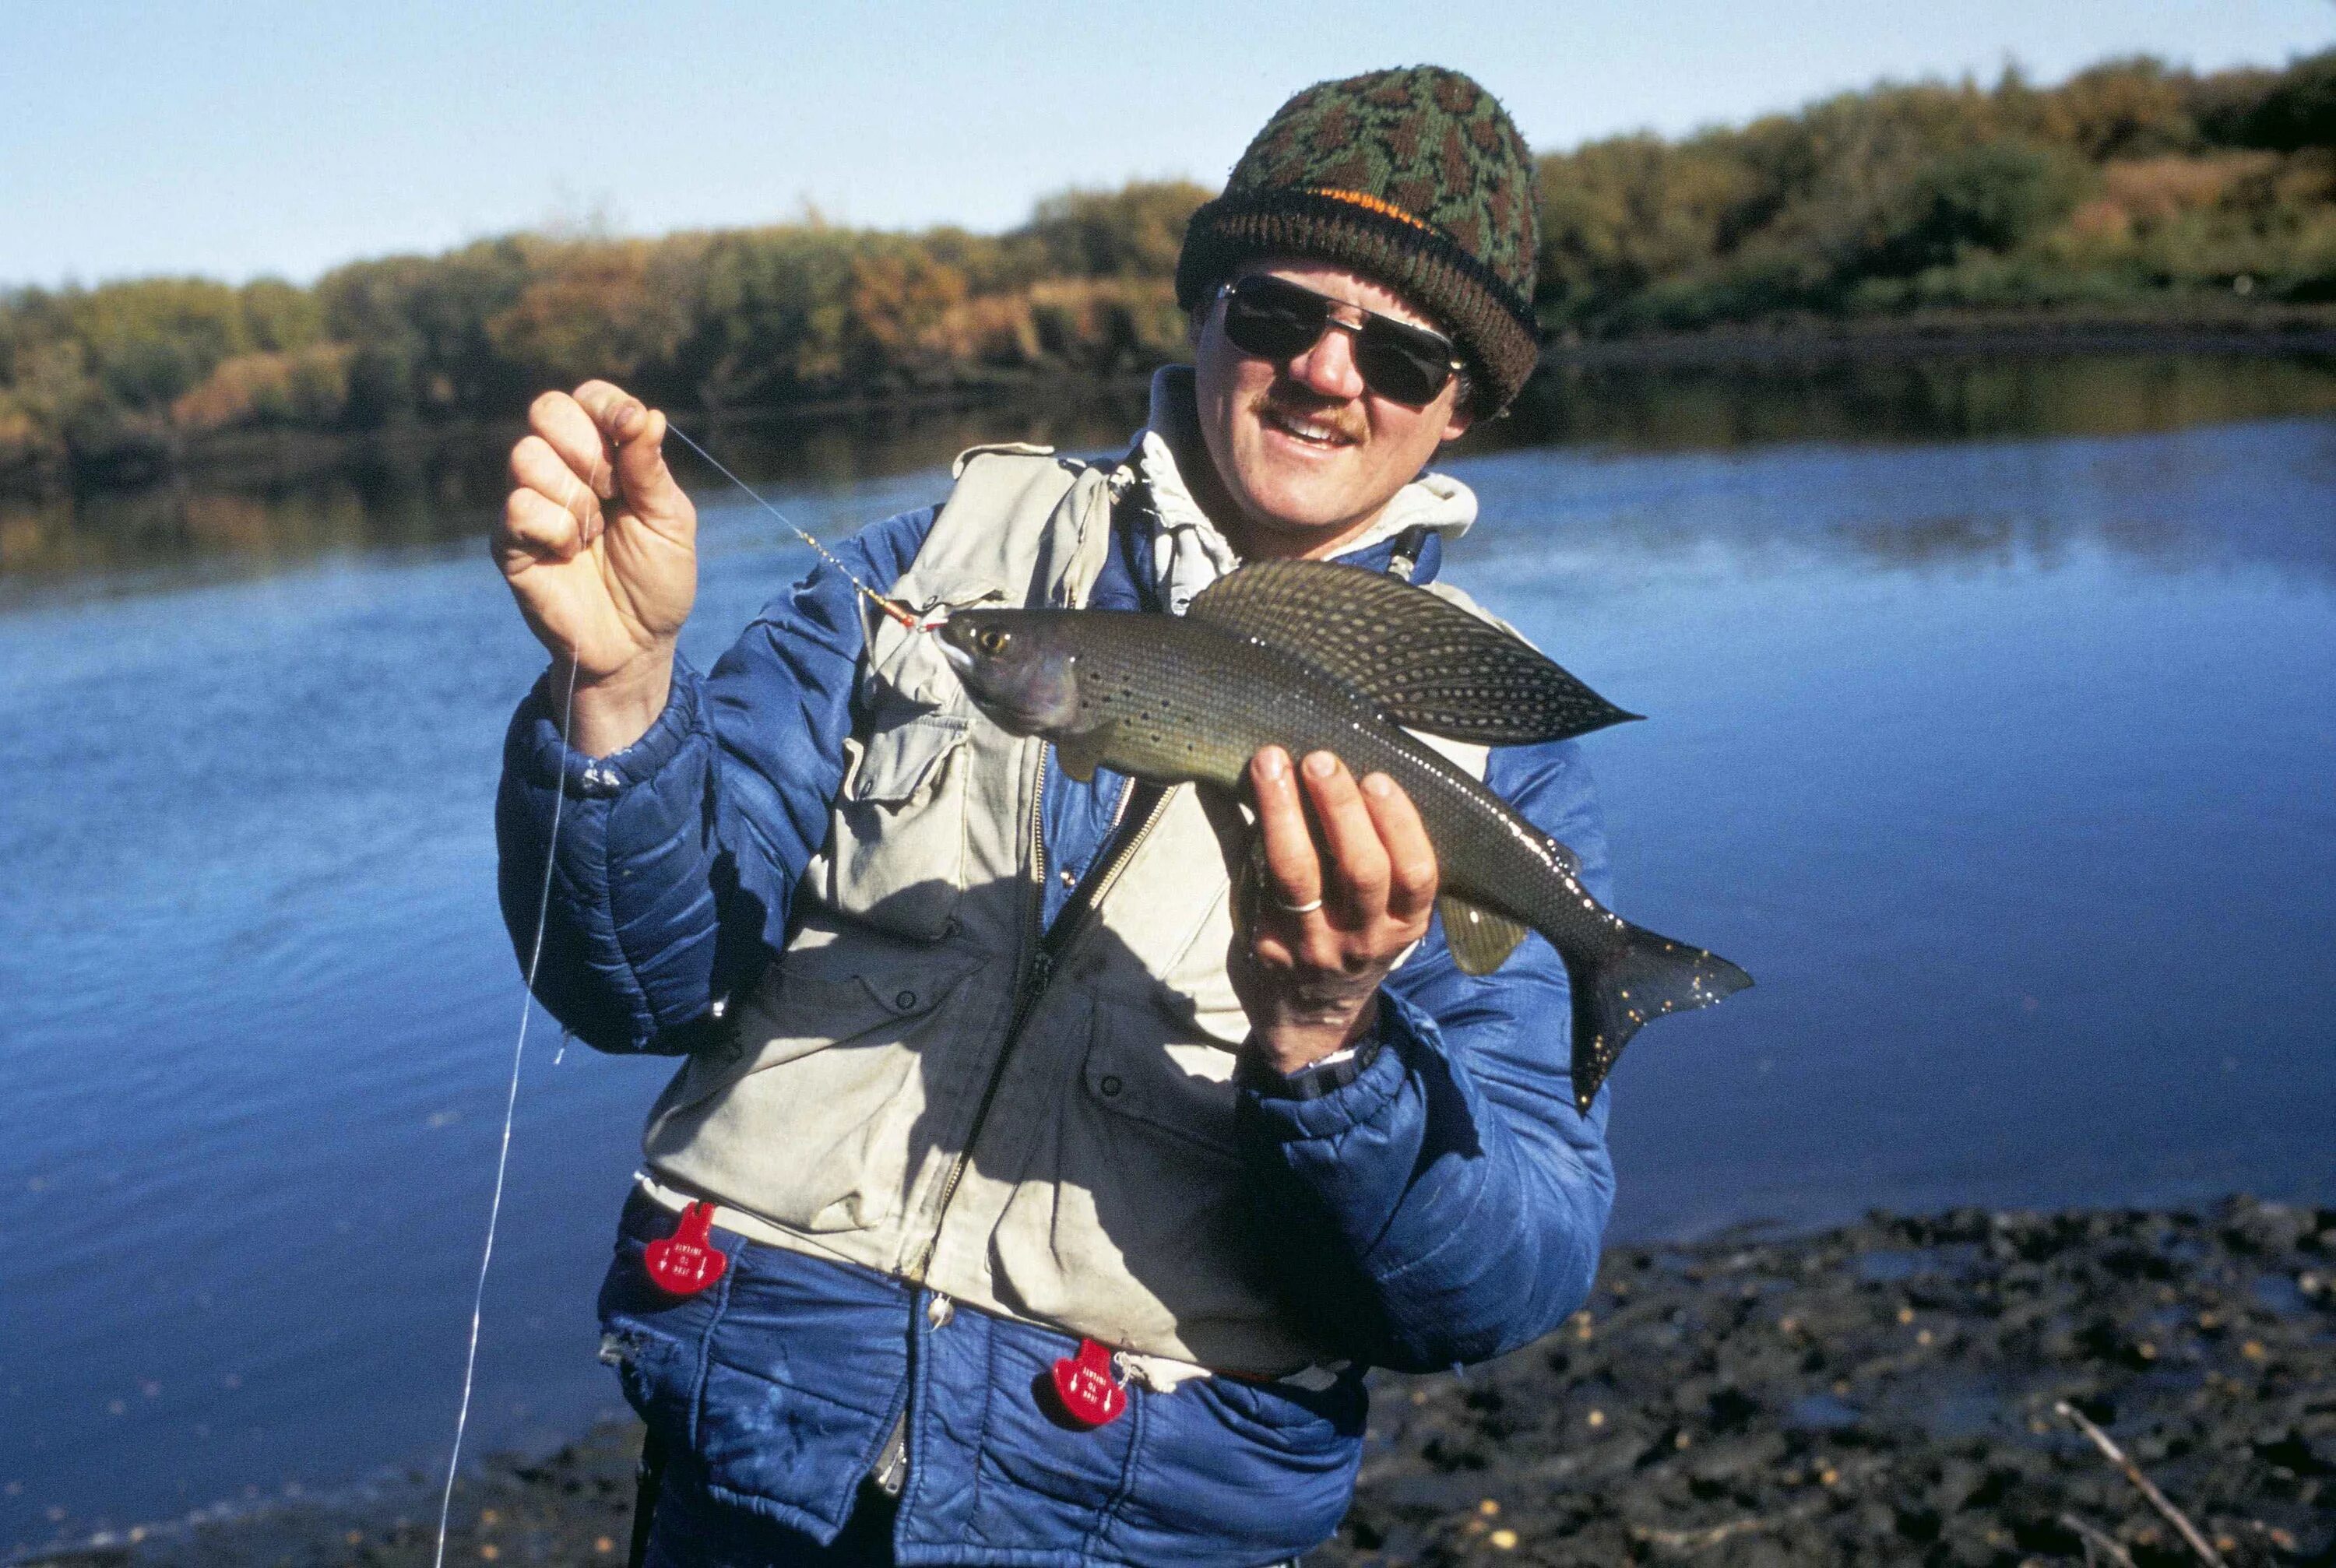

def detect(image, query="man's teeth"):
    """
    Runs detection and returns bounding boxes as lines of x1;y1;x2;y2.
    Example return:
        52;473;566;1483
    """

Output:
1270;410;1345;444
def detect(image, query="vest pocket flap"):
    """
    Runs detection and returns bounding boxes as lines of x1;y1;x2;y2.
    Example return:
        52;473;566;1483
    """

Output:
648;951;990;1238
848;712;972;805
850;967;967;1019
1084;994;1241;1158
707;945;989;1081
864;601;986;713
764;945;987;1039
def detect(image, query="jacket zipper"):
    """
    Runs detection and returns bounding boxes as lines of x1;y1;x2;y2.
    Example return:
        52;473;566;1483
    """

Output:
908;765;1167;1282
877;768;1168;1492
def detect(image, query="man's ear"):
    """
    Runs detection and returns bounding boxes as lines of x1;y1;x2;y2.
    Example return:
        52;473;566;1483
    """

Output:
1436;374;1478;443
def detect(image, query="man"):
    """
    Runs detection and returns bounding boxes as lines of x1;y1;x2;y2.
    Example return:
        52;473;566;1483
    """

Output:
495;66;1613;1566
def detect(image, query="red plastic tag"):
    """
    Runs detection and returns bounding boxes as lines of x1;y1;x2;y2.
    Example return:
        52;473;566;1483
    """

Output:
644;1201;728;1296
1049;1338;1128;1428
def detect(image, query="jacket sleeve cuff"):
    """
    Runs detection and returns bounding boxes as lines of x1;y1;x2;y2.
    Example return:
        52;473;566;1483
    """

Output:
1236;992;1436;1139
508;658;704;798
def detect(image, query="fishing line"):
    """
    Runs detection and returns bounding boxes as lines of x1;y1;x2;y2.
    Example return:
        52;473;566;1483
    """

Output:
664;422;933;631
432;654;578;1568
433;422;924;1568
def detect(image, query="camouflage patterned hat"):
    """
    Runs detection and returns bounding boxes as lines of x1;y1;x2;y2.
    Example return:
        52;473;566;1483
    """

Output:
1175;65;1542;413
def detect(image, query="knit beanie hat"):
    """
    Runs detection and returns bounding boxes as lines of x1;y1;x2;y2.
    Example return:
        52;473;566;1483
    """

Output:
1175;65;1542;413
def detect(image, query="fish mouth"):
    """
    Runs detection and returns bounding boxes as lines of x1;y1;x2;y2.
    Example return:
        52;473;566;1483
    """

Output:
937;635;975;674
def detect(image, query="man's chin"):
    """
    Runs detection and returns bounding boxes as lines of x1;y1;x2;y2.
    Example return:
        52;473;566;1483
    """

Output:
1235;490;1371;548
1237;464;1364;528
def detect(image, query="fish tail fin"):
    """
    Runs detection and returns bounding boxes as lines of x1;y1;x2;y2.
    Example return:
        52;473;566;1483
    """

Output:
1564;924;1752;1113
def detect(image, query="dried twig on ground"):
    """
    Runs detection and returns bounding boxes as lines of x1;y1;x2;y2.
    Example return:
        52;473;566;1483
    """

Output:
1630;1498;1824;1553
2055;1400;2228;1567
2060;1510;2139;1568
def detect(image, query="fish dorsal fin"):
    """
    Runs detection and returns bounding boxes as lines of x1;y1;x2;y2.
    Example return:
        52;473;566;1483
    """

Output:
1186;560;1638;744
1439;895;1531;975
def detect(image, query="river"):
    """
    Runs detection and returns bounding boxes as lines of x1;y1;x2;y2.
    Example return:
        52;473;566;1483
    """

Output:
3;352;2333;1550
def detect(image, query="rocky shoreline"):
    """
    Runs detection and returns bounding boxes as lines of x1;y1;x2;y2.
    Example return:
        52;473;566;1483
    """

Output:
1321;1198;2333;1566
26;1198;2331;1568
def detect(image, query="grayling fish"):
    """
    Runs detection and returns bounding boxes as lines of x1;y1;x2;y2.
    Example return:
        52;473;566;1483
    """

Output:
935;559;1750;1111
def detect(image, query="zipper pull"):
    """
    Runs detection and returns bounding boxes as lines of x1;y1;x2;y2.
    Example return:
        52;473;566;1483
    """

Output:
870;1409;909;1496
1026;946;1055;997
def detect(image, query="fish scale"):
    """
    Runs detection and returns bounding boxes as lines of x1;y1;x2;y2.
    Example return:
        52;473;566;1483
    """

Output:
1068;616;1606;940
938;581;1750;1110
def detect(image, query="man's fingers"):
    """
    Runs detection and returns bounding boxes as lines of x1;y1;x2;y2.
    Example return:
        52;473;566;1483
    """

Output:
1361;772;1439;920
571;385;693;533
571;378;631;424
611;407;693;534
499;486;592;564
1300;751;1390;919
508;436;603;537
527;391;616;501
1249;747;1325;914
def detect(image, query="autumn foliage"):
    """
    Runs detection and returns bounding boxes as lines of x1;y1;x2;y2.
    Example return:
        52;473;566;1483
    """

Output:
5;47;2335;483
1533;50;2336;332
0;181;1211;482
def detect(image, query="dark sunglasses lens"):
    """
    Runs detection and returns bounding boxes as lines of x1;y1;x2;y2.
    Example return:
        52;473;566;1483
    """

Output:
1223;275;1458;406
1223;278;1328;359
1351;331;1448;406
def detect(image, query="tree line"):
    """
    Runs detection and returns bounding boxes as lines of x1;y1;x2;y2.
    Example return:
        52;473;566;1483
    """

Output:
1532;48;2336;333
4;47;2332;486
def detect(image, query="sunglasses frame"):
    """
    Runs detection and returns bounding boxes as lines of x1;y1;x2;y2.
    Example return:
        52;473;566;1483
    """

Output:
1212;274;1467;410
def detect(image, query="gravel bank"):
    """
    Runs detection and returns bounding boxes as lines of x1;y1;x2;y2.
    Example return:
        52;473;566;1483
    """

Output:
29;1198;2332;1568
1320;1197;2333;1566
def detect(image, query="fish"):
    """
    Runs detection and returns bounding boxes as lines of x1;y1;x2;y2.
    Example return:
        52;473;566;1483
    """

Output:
934;558;1750;1110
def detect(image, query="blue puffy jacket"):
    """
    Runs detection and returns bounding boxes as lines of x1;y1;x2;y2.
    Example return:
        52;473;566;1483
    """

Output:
496;488;1616;1565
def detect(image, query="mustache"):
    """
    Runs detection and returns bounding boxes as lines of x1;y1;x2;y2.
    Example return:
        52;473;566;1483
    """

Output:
1252;385;1367;444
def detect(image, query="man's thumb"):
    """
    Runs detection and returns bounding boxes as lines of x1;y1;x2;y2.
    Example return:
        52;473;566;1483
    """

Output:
614;406;688;524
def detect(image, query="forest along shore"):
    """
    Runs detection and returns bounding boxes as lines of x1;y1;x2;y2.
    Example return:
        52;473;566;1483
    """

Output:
32;1197;2331;1568
33;314;2336;493
9;47;2336;494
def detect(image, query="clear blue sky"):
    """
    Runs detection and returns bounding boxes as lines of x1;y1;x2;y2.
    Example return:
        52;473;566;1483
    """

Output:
2;0;2330;289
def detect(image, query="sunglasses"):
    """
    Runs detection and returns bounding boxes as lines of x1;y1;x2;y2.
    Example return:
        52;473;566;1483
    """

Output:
1213;274;1466;409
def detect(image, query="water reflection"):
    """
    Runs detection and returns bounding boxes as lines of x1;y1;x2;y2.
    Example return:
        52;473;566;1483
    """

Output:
7;353;2335;599
1495;346;2336;452
0;386;1153;597
1455;406;2336;589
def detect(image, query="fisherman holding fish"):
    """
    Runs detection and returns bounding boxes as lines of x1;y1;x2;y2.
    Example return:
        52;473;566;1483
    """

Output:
494;66;1741;1566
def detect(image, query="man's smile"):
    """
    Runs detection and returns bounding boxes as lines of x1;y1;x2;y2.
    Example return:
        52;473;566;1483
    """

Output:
1256;396;1363;452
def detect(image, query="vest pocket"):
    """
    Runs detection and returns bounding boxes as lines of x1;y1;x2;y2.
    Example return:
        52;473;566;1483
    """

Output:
990;988;1260;1357
826;706;973;941
1082;992;1243;1162
645;945;987;1236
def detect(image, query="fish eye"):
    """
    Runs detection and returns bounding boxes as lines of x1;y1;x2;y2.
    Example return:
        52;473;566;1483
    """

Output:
977;628;1009;655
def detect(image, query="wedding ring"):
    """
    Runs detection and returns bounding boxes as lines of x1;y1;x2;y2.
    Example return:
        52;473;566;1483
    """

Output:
1272;895;1325;914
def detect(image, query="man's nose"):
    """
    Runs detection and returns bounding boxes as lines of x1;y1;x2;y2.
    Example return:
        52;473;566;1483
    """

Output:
1285;320;1367;403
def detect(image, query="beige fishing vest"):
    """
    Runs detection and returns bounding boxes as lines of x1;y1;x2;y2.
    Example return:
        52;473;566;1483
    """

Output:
638;445;1490;1376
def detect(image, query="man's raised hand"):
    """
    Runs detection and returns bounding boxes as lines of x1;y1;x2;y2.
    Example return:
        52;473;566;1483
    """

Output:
1233;746;1441;1076
494;381;697;755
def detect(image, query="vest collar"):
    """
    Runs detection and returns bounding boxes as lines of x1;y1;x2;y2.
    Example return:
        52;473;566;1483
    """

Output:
1132;366;1476;615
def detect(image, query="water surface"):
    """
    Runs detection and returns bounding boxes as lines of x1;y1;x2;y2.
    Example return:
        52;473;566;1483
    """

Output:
4;353;2332;1550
